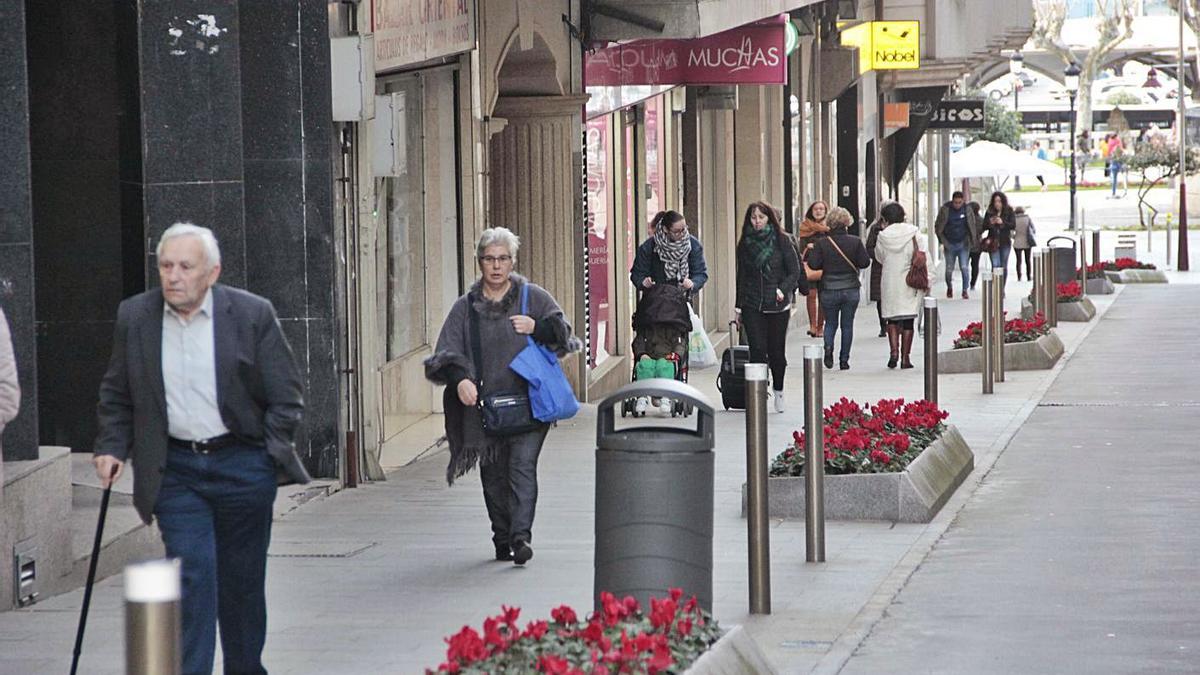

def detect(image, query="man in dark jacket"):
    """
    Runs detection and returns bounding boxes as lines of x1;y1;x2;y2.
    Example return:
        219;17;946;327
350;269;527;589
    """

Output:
934;191;980;299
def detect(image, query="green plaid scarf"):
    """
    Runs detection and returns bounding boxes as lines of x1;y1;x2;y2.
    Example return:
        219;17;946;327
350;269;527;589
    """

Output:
744;225;777;273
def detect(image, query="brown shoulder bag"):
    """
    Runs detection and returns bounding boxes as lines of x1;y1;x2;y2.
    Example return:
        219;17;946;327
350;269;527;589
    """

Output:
905;236;930;291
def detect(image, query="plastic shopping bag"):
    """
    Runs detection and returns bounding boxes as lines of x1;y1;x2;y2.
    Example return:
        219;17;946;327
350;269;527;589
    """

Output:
688;305;718;369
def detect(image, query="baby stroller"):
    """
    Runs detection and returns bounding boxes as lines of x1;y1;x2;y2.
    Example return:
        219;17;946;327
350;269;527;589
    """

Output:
621;283;695;418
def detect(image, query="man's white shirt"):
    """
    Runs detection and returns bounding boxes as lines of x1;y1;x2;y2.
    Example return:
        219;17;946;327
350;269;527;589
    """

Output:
162;289;230;441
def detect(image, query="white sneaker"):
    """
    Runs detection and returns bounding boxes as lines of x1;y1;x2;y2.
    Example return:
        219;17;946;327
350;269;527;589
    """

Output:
634;397;649;414
773;391;786;413
658;398;673;415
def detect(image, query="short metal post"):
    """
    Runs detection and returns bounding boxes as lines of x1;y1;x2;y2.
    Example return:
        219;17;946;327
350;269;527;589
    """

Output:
802;345;825;563
744;363;771;614
1079;230;1088;297
1091;231;1101;266
125;559;182;675
923;297;938;405
1166;212;1173;268
993;269;1005;382
1045;248;1058;327
1031;248;1044;318
981;270;994;394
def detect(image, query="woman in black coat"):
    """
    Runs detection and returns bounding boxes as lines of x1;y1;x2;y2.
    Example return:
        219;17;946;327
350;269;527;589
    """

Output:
734;201;804;413
982;190;1016;284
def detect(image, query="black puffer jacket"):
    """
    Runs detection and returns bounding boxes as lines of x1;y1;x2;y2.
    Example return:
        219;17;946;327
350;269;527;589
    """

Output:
735;228;803;313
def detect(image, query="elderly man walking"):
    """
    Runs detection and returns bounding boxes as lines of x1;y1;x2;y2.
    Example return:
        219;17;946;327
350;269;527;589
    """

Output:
94;223;310;675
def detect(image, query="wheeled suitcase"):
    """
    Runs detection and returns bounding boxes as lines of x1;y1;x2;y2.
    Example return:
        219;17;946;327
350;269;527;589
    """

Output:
716;321;750;410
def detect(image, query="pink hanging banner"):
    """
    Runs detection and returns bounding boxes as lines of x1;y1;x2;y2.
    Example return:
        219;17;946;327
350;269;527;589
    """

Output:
585;17;787;87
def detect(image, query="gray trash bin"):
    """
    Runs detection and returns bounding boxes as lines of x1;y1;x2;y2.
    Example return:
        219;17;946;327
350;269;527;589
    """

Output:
1047;236;1077;285
595;378;715;613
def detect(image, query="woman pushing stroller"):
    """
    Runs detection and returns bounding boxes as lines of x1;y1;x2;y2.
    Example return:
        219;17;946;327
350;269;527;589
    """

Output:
628;210;709;415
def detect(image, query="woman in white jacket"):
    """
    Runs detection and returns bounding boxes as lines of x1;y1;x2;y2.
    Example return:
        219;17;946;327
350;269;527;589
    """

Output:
0;306;19;457
874;203;935;369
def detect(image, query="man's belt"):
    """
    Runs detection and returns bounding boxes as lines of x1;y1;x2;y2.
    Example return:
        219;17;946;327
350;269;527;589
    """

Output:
168;433;239;454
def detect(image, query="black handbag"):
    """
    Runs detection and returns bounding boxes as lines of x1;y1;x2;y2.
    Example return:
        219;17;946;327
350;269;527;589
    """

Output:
469;293;539;437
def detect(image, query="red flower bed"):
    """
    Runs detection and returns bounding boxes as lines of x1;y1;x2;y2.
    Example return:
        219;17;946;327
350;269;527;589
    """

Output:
1056;281;1082;302
429;589;721;674
770;398;949;476
953;312;1048;349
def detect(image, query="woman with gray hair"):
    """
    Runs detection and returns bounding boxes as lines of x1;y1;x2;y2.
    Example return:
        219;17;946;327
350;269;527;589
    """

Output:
425;227;580;566
804;206;871;370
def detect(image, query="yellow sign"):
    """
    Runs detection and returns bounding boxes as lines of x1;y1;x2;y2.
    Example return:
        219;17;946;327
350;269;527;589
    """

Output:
839;20;920;73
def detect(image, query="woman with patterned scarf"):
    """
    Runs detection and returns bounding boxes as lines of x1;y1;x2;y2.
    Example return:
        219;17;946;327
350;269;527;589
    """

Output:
798;200;830;337
734;201;803;413
629;210;709;414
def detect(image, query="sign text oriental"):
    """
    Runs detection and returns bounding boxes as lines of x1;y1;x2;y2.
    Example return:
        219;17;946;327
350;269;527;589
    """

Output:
585;17;787;86
373;0;475;72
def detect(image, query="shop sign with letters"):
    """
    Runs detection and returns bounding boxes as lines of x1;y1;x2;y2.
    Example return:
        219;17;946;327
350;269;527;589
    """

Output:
373;0;475;72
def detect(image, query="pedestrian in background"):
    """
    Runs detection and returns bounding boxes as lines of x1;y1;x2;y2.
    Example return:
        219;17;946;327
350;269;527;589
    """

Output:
1107;133;1125;198
934;190;980;300
798;200;829;338
981;190;1016;283
734;201;801;412
1032;141;1048;191
0;304;18;457
875;203;934;370
94;223;311;675
806;206;871;370
425;227;580;566
1013;206;1037;281
968;200;984;290
865;210;888;338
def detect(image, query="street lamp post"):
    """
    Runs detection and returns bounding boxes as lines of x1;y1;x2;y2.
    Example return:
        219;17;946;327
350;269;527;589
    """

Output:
1011;52;1025;191
1179;5;1190;271
1065;62;1081;232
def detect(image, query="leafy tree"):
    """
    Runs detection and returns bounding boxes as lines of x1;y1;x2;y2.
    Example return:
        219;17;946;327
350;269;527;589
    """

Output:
1104;91;1142;106
1125;143;1200;227
963;89;1025;148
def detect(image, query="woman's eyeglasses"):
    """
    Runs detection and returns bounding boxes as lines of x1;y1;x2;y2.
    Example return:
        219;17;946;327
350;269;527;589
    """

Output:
480;255;513;266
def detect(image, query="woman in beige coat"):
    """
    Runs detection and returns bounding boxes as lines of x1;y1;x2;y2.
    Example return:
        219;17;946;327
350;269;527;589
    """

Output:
0;306;20;455
874;203;935;369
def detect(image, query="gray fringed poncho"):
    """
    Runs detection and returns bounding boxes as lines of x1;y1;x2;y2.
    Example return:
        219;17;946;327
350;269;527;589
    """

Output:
424;274;580;484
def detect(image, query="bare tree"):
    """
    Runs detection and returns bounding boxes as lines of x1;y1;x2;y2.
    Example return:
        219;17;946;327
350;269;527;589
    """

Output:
1032;0;1136;131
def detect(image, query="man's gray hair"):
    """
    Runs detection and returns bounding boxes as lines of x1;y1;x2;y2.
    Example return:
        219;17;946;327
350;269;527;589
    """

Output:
156;222;222;268
475;227;520;259
826;206;853;230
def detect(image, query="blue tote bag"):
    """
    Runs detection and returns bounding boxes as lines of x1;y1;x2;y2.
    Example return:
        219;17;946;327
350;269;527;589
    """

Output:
510;283;580;423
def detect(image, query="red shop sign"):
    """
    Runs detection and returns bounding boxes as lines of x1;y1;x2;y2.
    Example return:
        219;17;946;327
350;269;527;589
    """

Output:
585;17;787;87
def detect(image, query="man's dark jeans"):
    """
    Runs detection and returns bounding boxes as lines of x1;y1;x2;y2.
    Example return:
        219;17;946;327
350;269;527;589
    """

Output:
481;426;549;547
820;287;861;365
155;442;277;675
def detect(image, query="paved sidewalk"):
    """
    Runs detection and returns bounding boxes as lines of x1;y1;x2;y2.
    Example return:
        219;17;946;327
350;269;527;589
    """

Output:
839;285;1200;674
0;257;1135;674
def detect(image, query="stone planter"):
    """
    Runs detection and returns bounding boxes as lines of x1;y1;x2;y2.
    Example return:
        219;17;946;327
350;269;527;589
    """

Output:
1105;269;1169;284
744;426;973;523
1020;296;1096;322
685;626;776;674
1086;277;1115;294
938;330;1064;374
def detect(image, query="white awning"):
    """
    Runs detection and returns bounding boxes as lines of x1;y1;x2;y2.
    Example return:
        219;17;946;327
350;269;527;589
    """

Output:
589;0;824;41
950;140;1064;179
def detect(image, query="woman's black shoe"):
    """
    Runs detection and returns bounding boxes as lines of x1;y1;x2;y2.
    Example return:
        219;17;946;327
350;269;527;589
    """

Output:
839;362;850;370
495;544;513;562
512;540;533;566
823;348;834;369
887;353;898;369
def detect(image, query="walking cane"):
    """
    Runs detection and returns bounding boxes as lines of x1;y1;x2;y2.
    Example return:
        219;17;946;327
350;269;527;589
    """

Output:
71;464;118;675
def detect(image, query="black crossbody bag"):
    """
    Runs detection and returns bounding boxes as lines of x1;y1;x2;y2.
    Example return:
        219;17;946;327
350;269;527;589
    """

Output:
468;295;539;437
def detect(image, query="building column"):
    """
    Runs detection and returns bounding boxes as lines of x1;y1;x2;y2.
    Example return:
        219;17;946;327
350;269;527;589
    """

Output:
488;95;589;390
0;0;37;462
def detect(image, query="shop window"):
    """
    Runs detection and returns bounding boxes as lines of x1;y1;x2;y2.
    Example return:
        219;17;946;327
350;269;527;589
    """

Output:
380;76;428;360
586;116;617;366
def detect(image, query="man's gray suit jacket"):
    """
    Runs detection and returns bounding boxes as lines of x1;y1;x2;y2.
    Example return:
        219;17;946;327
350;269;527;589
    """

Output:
95;283;311;524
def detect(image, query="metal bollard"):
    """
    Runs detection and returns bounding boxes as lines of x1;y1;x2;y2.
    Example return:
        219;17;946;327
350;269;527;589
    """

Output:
1167;212;1173;267
1045;248;1058;327
744;363;771;615
993;269;1005;383
125;559;182;675
981;270;994;395
802;345;825;563
1079;230;1088;297
923;297;938;405
1031;248;1044;318
1091;230;1101;267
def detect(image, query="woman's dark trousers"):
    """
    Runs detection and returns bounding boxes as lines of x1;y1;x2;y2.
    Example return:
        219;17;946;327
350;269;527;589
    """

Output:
820;288;861;365
480;426;548;548
1015;248;1032;280
741;308;791;391
969;251;983;288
